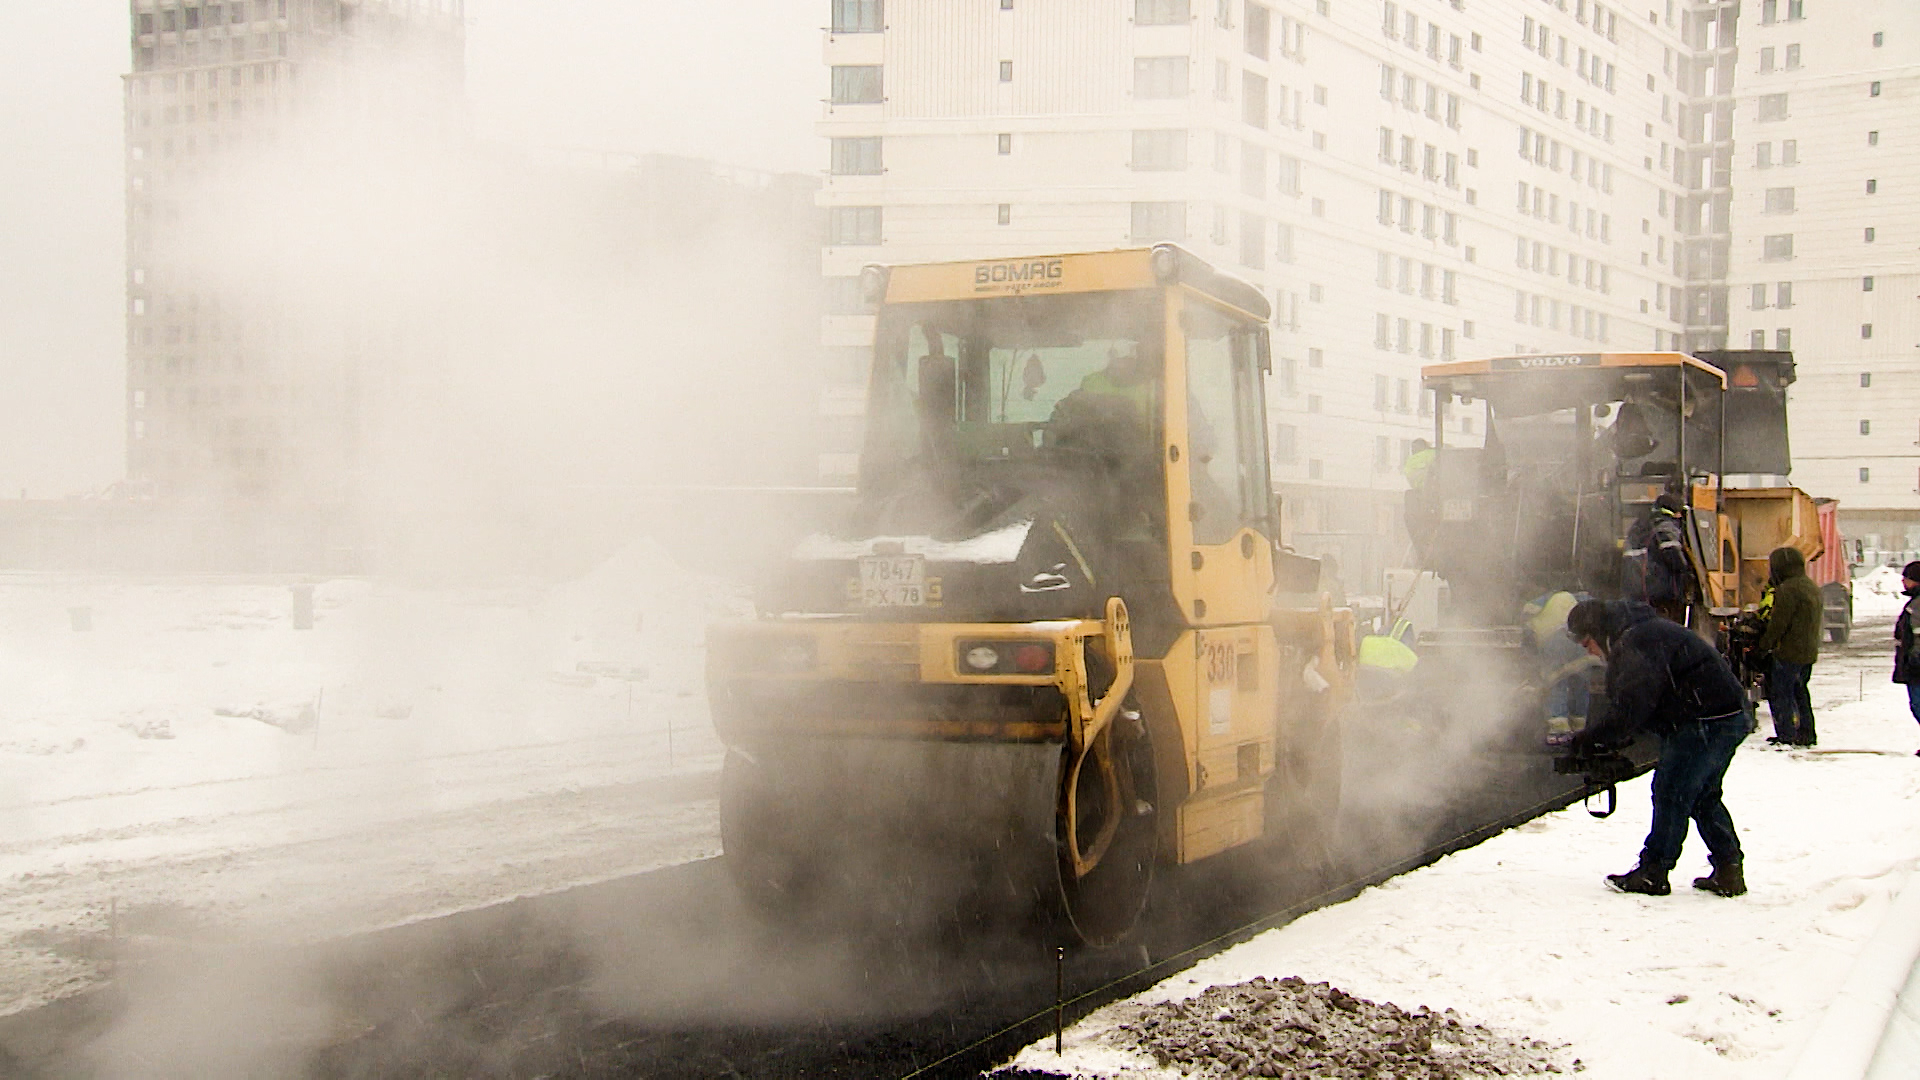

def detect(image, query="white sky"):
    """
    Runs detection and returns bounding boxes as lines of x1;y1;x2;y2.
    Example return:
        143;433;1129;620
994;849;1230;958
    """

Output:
0;1;822;498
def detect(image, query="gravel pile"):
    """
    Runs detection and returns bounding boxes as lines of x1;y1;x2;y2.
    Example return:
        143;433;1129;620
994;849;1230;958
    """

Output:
1105;976;1577;1078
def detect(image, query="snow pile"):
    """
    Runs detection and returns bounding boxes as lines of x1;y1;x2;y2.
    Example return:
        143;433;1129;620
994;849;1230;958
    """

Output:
1855;565;1912;620
1099;976;1572;1078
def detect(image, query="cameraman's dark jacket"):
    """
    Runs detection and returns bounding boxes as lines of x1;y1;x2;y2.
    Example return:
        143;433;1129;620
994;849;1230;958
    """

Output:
1581;601;1747;748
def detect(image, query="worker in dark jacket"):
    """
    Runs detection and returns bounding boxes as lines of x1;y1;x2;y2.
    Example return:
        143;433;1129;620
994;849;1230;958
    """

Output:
1567;599;1753;897
1893;561;1920;752
1754;546;1823;747
1621;494;1694;623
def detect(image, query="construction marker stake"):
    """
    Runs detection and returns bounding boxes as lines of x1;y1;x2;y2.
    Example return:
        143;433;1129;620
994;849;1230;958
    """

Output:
1055;946;1065;1054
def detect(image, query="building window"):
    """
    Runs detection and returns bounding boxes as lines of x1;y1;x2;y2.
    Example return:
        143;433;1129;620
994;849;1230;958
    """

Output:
1861;420;1872;436
1238;211;1265;268
1750;329;1765;349
1130;201;1187;240
1750;283;1768;310
1755;142;1772;168
828;206;882;245
1273;423;1297;463
1759;46;1775;73
998;133;1012;155
1134;57;1190;99
1864;276;1875;291
1865;227;1877;242
1862;324;1874;339
830;66;883;104
1778;282;1793;308
1868;178;1878;194
1785;43;1801;68
1859;468;1871;484
1871;81;1882;97
1781;140;1798;165
1868;130;1880;146
999;60;1014;82
1861;372;1873;388
1131;129;1187;170
1764;187;1795;213
1242;71;1268;128
1777;328;1791;349
825;277;875;315
1873;31;1884;47
1757;93;1788;121
1245;2;1270;58
830;137;882;175
1762;234;1793;260
997;203;1011;225
1136;0;1191;25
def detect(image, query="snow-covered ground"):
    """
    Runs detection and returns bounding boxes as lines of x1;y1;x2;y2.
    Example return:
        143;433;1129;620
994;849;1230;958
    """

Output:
0;542;746;1016
9;555;1917;1079
1010;587;1920;1079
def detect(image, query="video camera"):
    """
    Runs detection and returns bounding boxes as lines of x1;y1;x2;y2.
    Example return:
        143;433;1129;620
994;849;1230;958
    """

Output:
1551;747;1637;785
1552;746;1639;818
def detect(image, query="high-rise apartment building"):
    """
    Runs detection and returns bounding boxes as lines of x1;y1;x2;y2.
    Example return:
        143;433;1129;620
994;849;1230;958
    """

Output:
817;0;1695;586
1725;1;1919;553
123;0;465;501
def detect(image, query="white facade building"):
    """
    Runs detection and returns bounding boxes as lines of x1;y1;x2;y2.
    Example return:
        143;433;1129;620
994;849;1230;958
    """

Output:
1724;1;1920;554
818;0;1697;587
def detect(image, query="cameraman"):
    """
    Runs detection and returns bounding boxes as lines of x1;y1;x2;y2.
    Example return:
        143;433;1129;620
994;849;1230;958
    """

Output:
1566;599;1753;898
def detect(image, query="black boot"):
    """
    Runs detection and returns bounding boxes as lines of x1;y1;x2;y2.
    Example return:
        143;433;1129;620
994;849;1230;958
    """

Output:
1606;864;1670;896
1692;859;1747;897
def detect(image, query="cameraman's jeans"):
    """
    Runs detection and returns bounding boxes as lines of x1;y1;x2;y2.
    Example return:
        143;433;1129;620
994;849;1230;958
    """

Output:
1641;712;1751;872
1768;659;1816;745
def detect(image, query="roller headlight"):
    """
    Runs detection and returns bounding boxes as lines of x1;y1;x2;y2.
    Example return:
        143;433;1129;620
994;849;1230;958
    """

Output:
770;639;817;673
1150;244;1181;284
957;640;1055;675
860;264;891;305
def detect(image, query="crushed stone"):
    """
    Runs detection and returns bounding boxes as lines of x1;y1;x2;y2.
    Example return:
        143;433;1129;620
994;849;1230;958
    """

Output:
1104;976;1578;1078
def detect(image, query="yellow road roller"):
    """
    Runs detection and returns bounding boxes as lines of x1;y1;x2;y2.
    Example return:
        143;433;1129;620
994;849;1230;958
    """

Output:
707;246;1352;945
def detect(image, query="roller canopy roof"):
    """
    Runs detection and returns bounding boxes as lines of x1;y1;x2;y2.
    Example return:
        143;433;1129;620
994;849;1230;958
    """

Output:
1420;352;1728;418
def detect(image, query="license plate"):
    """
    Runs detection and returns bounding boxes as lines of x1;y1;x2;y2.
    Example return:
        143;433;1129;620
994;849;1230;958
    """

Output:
859;555;927;607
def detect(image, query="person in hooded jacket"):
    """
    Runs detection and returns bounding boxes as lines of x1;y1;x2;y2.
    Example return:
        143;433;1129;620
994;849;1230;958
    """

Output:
1753;546;1823;747
1566;598;1753;897
1893;561;1920;752
1622;494;1694;624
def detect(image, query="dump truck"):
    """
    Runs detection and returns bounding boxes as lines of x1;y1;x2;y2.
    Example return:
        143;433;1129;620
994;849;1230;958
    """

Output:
1811;499;1854;643
706;246;1351;945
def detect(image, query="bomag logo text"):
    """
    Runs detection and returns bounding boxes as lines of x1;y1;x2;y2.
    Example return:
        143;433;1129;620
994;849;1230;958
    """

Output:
974;259;1066;292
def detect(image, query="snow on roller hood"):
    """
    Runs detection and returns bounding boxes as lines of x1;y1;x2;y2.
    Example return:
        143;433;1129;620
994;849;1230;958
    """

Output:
792;519;1034;565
